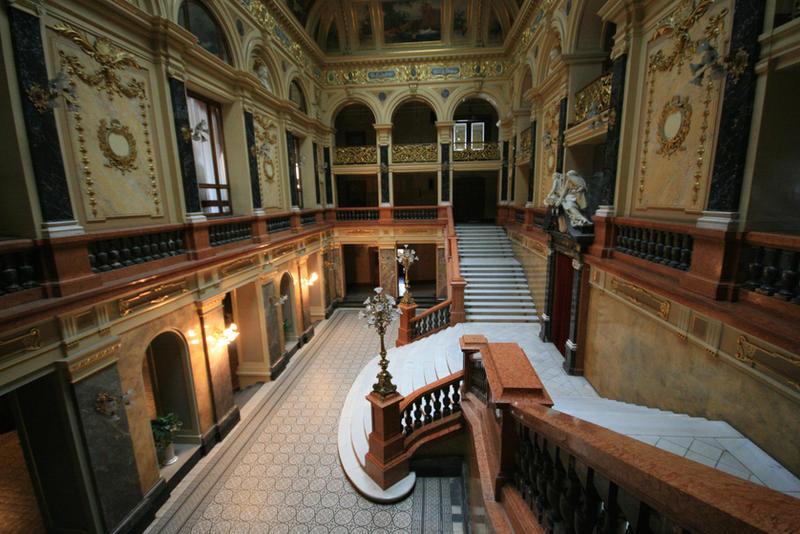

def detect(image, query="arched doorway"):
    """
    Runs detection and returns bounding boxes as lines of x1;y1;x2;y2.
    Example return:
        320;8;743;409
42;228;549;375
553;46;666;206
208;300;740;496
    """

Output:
452;97;500;223
279;273;297;344
143;332;199;444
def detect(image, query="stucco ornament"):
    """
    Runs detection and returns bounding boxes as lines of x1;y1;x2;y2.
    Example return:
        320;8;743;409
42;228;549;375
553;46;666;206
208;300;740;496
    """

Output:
544;170;590;227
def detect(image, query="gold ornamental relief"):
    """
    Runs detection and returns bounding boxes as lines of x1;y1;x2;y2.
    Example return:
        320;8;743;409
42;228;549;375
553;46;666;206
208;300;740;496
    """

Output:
97;119;138;173
655;96;692;157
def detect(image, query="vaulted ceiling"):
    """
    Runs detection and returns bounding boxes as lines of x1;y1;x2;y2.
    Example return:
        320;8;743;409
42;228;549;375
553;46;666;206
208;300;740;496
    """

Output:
282;0;525;56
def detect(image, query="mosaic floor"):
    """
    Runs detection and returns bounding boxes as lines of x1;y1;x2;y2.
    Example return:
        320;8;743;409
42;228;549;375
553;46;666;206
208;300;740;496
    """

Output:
145;310;465;534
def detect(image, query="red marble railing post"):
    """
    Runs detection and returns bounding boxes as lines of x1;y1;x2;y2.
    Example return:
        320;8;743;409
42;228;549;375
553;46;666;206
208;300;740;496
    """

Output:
290;212;301;232
252;216;267;243
184;222;213;260
450;278;466;324
395;302;417;347
379;206;393;223
364;391;409;490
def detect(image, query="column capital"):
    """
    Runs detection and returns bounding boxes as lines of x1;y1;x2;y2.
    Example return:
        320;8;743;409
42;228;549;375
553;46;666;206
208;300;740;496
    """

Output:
373;123;393;146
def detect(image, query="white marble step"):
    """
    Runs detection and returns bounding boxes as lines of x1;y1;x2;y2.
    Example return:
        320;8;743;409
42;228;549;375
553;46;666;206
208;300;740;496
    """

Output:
465;289;533;295
466;302;537;310
465;314;539;322
466;309;538;317
466;295;534;302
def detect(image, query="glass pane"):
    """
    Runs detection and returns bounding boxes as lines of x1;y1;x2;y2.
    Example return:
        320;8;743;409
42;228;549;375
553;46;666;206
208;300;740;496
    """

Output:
187;96;216;185
210;106;228;185
187;3;221;58
200;187;218;201
220;188;229;201
222;205;231;213
471;122;484;150
203;205;220;214
454;123;467;151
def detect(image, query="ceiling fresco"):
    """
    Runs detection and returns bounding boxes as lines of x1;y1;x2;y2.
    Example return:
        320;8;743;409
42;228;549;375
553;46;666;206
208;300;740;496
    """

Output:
281;0;522;55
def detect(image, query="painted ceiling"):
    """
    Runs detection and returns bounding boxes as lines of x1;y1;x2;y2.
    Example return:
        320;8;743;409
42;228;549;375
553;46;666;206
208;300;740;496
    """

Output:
281;0;525;55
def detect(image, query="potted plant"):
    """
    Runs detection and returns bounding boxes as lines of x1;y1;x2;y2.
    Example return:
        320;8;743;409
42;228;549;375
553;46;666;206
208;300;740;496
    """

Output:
151;413;182;467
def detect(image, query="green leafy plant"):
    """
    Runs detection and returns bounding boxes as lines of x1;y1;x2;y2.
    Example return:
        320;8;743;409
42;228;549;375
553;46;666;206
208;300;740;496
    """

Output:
150;413;182;450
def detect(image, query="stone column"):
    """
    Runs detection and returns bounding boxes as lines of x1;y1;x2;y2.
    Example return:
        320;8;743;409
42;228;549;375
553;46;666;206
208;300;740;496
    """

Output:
563;258;585;375
197;295;239;441
539;247;556;342
556;97;567;173
167;77;204;222
323;146;334;207
704;1;765;226
375;124;393;206
297;257;312;334
244;111;263;214
7;7;83;237
527;120;537;207
597;54;628;214
379;248;398;297
436;121;454;205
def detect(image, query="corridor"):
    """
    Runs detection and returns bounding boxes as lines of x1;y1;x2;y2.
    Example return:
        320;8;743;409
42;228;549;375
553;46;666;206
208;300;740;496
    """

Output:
145;310;464;534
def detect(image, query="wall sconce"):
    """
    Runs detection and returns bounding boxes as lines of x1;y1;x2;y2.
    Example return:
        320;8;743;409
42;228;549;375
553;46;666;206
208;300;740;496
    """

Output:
270;294;288;307
26;71;78;114
205;323;239;347
95;389;135;419
180;119;209;143
302;272;319;288
187;329;201;345
690;40;749;86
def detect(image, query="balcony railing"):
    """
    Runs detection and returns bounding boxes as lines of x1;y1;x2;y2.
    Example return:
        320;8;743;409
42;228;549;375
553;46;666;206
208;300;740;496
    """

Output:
452;141;501;161
208;220;252;247
335;208;379;221
574;72;612;124
300;212;317;226
741;233;800;305
393;208;438;220
410;301;451;340
266;215;291;233
333;145;377;165
88;229;185;272
391;143;438;163
615;224;693;271
0;241;43;294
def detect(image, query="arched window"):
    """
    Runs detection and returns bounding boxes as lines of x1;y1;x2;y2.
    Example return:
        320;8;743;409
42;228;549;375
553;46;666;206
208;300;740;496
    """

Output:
289;80;307;114
178;1;230;63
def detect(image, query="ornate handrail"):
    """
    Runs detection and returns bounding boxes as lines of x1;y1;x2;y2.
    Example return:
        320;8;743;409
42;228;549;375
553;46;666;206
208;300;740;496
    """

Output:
574;72;612;124
399;371;462;438
300;212;317;226
452;141;501;161
741;232;800;305
510;403;800;534
0;240;43;294
333;145;377;165
409;299;451;339
514;208;526;224
393;208;438;220
89;229;186;272
391;142;438;163
266;215;291;233
615;223;693;271
208;220;252;247
335;208;379;221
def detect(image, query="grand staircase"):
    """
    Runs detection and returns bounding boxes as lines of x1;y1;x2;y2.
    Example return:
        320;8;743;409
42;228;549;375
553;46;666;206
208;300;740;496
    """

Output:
338;321;800;501
456;224;538;322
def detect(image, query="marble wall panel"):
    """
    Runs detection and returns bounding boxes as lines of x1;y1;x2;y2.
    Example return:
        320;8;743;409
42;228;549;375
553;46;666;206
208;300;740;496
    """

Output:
72;364;142;530
253;111;283;209
116;303;214;492
262;282;282;366
51;27;163;222
509;236;547;319
632;1;733;215
583;282;800;475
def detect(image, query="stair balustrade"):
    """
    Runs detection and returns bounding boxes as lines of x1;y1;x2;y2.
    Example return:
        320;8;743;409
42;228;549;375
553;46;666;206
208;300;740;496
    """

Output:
741;233;800;305
614;224;692;270
362;333;800;532
0;241;43;294
88;228;185;272
208;220;253;247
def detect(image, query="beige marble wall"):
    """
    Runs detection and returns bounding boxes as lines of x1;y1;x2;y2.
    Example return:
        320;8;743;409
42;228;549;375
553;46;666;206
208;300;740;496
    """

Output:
583;281;800;475
379;248;398;297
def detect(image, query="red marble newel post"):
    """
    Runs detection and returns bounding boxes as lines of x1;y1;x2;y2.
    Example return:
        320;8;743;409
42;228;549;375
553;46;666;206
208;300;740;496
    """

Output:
395;302;417;347
364;391;409;489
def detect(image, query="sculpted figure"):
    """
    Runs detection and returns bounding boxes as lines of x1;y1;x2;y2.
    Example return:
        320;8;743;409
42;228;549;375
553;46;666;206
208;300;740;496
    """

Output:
560;170;590;227
543;172;563;206
256;64;271;91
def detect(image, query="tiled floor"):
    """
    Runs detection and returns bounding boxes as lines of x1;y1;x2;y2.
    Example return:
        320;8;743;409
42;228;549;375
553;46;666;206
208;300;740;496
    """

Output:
146;310;463;534
0;430;46;534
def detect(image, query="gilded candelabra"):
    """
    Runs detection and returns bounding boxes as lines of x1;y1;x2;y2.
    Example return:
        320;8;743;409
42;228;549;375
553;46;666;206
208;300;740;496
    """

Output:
360;287;402;398
396;245;419;304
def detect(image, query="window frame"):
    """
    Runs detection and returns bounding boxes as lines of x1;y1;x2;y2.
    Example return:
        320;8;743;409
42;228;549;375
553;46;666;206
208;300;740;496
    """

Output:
187;91;232;217
178;0;231;64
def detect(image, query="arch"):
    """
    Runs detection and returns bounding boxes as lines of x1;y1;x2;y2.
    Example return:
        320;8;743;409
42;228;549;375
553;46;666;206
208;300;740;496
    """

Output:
142;330;200;438
535;29;563;85
518;63;534;109
279;273;297;344
385;92;441;124
443;87;506;122
175;0;242;68
333;102;377;147
249;47;280;95
326;94;380;127
390;99;439;144
566;0;606;54
288;77;309;114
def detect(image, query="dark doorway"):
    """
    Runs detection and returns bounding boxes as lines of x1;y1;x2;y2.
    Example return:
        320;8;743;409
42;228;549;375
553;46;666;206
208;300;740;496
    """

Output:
0;394;46;534
552;252;575;356
223;292;239;392
393;172;437;206
336;174;379;206
343;244;379;302
453;171;497;223
144;332;198;438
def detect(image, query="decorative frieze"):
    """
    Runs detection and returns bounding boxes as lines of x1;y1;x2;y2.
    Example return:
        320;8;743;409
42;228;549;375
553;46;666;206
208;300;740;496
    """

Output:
117;280;188;316
610;278;671;320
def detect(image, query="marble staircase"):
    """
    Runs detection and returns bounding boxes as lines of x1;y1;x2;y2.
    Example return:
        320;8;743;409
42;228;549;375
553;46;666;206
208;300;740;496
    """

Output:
338;321;800;501
455;224;538;322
